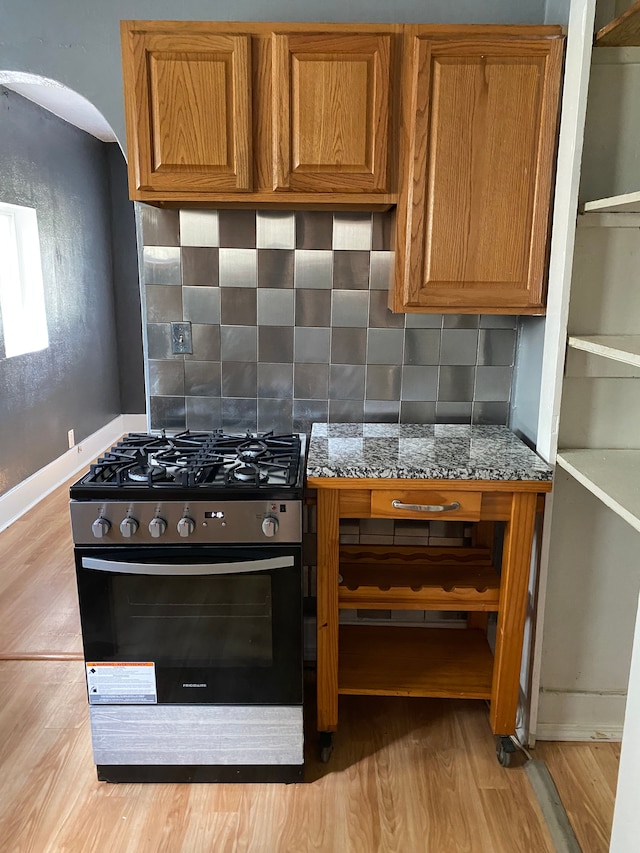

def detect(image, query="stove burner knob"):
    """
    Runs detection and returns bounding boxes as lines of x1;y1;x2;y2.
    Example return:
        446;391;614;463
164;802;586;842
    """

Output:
91;517;111;539
148;517;167;538
119;516;139;538
177;516;195;538
261;516;279;538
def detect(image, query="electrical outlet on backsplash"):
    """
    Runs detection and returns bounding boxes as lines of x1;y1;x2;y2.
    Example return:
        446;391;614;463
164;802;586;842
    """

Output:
139;205;517;435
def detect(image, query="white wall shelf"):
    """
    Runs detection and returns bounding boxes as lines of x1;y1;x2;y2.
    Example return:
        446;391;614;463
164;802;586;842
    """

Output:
556;449;640;534
582;190;640;213
568;334;640;367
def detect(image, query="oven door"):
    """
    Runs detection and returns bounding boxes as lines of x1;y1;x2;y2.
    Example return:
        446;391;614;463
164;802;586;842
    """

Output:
75;544;302;706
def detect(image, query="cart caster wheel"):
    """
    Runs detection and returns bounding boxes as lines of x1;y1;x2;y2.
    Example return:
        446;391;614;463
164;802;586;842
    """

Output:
319;732;333;763
496;736;516;767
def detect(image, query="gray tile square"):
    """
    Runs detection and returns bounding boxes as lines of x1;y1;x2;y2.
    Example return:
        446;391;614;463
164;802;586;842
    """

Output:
221;398;257;432
147;360;184;396
366;365;401;401
258;326;294;363
477;329;516;366
222;362;257;397
369;290;404;329
329;400;364;422
331;327;367;365
257;212;295;249
149;396;186;431
258;289;295;326
145;285;182;323
220;288;257;326
179;210;219;247
181;247;219;286
330;365;366;400
367;329;404;365
220;326;256;362
440;329;479;365
404;328;441;365
293;399;329;433
296;212;333;249
438;366;476;402
479;314;518;329
333;214;372;250
400;401;436;423
472;401;510;425
435;402;472;423
443;315;480;329
369;251;393;291
142;246;181;285
295;363;329;399
146;323;174;359
184;361;221;396
258;363;294;399
402;366;439;401
219;249;257;287
372;212;393;251
186;396;222;430
364;400;400;422
475;366;513;402
187;325;221;361
294;327;331;364
218;210;256;248
183;286;220;325
140;206;179;246
295;289;331;327
332;291;369;327
257;249;294;288
294;250;333;289
405;312;443;329
257;399;293;433
333;251;370;290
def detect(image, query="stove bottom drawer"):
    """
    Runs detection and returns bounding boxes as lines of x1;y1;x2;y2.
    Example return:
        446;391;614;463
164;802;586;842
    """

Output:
89;704;303;766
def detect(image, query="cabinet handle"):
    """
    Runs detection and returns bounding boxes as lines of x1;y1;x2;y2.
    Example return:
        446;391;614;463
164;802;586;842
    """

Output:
391;500;461;513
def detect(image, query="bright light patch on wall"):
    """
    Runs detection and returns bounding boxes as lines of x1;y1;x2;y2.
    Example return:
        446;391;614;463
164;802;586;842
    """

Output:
0;202;48;357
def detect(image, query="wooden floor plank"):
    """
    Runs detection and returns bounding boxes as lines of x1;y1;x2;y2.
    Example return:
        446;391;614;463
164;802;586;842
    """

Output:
0;479;621;852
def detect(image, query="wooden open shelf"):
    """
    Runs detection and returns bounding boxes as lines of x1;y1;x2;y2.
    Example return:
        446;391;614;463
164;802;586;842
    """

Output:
582;190;640;213
595;0;640;46
338;544;500;611
338;625;494;699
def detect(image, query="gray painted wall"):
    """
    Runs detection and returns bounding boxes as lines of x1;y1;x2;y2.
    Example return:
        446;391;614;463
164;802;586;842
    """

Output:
0;0;548;149
0;87;140;496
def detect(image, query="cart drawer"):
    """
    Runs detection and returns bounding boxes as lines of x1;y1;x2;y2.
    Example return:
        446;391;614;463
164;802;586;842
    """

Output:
370;489;481;521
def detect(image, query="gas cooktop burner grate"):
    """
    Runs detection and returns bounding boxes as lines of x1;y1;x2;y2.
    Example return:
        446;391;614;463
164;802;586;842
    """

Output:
80;430;302;491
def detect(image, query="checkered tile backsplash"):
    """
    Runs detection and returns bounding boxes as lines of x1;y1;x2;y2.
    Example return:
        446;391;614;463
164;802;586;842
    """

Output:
140;207;517;434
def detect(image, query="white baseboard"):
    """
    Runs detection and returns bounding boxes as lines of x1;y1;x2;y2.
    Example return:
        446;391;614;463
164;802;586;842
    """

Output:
0;414;147;533
534;689;626;742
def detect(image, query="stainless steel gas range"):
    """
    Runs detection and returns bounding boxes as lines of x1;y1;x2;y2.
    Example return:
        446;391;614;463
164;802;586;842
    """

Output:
69;430;306;783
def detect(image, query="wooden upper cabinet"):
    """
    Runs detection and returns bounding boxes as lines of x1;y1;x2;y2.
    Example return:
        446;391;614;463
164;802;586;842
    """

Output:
272;33;393;193
120;21;398;206
121;23;252;194
392;27;564;314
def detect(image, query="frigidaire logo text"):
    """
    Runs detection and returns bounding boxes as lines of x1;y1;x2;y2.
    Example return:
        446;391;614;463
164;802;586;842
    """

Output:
183;683;207;688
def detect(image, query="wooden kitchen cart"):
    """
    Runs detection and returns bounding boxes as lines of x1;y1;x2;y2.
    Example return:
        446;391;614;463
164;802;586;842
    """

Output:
307;476;552;764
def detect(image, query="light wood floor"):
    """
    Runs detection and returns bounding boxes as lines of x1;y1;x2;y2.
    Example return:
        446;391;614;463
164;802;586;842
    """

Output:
0;481;620;852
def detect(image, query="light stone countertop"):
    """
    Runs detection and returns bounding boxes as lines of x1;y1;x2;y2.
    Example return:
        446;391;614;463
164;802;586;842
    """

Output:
305;423;553;482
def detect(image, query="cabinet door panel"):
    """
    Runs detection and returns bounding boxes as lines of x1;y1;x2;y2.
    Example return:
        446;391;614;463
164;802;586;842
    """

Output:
394;33;563;313
273;33;392;192
123;29;252;192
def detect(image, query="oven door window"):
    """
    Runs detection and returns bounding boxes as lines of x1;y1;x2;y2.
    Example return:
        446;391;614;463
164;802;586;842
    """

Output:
112;574;273;668
76;546;302;705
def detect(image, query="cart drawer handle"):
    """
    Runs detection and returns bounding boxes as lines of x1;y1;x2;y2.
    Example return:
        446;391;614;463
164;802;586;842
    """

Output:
391;499;461;513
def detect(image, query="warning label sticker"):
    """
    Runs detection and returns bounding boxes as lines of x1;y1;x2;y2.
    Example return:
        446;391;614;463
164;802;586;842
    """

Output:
85;662;157;704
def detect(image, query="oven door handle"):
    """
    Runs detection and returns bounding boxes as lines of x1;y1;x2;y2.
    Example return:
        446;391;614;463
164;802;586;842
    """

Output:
81;555;295;576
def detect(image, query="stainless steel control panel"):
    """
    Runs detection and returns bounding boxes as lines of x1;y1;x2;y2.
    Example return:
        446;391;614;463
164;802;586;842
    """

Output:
70;500;302;545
